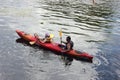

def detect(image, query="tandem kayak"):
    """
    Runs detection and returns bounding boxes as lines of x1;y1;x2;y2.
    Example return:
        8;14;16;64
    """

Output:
16;30;93;61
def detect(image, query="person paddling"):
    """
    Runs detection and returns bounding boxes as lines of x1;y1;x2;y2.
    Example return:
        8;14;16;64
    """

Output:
61;36;74;52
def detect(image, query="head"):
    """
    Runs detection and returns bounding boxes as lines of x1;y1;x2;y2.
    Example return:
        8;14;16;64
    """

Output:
66;36;71;42
45;33;50;38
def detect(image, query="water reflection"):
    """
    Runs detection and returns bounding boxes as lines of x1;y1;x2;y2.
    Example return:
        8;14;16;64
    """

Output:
16;38;30;45
60;56;73;67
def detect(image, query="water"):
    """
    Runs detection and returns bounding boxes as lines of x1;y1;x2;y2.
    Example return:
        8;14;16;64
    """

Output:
0;0;120;80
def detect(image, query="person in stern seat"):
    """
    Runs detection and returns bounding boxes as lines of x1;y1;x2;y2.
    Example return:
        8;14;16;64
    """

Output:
61;36;74;52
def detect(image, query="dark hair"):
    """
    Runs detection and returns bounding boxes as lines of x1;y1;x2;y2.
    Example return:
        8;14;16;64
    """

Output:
66;36;71;42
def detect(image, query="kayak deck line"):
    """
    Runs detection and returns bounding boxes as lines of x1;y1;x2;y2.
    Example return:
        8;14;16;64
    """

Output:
16;30;93;62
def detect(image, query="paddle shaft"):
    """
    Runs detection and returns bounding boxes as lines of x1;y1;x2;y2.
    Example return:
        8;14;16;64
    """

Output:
60;37;62;44
59;29;62;44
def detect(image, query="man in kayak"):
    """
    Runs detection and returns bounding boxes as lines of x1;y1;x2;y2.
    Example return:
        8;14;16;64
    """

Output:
61;36;74;52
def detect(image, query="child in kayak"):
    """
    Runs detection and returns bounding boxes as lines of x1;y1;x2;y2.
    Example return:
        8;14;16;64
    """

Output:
34;33;52;43
43;33;52;43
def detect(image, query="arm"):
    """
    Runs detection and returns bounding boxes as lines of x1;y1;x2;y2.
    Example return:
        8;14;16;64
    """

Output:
61;41;67;44
62;43;71;52
42;37;52;43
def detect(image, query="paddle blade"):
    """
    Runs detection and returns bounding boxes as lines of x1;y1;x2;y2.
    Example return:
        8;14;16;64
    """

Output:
50;34;54;38
59;29;62;37
29;41;36;45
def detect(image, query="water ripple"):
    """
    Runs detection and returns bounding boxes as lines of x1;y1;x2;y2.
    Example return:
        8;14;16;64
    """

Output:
0;0;120;80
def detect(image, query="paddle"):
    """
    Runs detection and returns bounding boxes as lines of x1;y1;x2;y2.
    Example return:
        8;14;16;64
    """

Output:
59;29;62;44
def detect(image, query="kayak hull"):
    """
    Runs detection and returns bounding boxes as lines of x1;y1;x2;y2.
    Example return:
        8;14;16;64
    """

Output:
16;30;93;62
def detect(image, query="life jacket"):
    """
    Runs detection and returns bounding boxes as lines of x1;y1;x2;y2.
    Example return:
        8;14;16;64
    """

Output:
65;41;74;50
46;38;51;42
45;37;52;43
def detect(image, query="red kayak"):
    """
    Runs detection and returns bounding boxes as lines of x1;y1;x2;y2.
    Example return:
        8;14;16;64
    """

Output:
16;30;93;61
